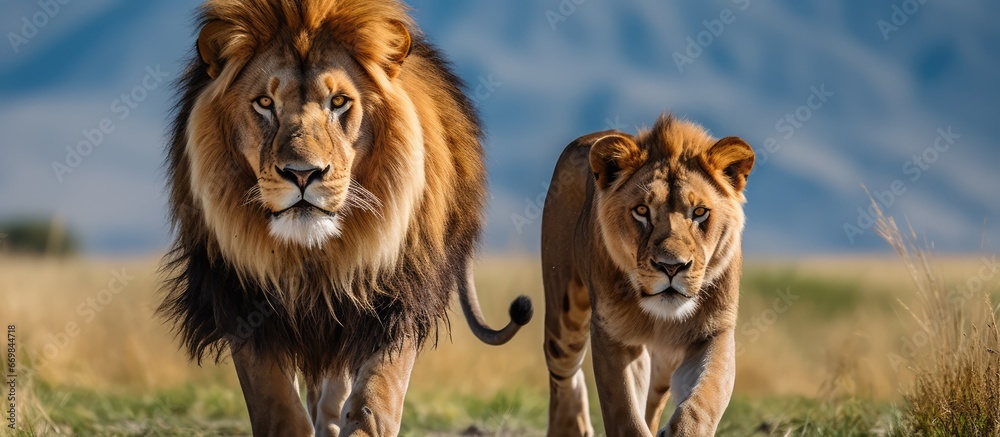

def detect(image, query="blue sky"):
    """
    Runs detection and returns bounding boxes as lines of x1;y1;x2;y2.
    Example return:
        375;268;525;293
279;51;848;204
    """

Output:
1;0;998;255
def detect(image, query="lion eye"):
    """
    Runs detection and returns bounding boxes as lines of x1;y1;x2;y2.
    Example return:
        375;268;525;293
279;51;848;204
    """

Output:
255;96;273;108
632;205;650;226
692;207;710;223
329;95;354;118
252;96;275;118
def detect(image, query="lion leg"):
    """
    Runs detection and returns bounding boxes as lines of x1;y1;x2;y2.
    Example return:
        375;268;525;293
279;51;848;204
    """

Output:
591;322;652;437
544;276;594;437
312;368;354;437
338;342;416;437
660;329;736;437
231;346;313;437
630;348;652;427
645;348;681;433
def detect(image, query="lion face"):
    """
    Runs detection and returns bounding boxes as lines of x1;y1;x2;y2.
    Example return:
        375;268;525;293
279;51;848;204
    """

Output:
589;118;754;321
185;6;418;253
226;43;376;247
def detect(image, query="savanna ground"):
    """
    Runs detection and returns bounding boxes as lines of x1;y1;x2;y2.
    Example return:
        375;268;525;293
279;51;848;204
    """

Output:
1;248;997;436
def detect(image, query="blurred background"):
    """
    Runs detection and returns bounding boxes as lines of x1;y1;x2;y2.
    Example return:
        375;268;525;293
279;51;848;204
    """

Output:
1;0;998;435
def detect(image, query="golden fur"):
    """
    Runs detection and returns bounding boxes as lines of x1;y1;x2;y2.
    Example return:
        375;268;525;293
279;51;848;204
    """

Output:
541;115;754;436
159;1;531;434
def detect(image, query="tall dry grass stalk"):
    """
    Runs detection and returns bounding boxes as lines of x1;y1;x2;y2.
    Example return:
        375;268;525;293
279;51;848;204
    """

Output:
873;202;1000;436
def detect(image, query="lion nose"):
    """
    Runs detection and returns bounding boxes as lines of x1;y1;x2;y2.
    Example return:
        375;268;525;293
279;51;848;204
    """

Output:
651;259;692;279
276;165;329;190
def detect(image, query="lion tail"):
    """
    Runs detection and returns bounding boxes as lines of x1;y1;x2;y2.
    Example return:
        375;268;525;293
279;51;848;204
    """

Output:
458;268;533;346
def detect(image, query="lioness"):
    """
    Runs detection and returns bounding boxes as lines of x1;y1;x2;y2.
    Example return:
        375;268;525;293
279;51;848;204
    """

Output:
542;115;754;436
158;1;531;435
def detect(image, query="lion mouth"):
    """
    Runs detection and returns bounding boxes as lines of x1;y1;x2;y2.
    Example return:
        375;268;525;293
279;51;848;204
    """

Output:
644;286;693;299
266;200;338;219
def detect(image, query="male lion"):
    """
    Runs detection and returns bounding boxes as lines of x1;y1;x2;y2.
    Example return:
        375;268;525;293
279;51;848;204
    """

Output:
158;1;532;435
542;115;754;436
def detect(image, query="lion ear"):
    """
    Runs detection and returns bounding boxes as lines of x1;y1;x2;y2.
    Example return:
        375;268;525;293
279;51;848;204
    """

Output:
197;20;228;79
702;136;755;194
588;132;646;190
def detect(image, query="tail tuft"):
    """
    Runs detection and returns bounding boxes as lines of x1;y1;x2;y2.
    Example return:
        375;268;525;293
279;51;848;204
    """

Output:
508;295;534;326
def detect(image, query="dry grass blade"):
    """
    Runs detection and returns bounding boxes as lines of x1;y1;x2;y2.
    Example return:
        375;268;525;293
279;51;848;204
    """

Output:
871;197;1000;437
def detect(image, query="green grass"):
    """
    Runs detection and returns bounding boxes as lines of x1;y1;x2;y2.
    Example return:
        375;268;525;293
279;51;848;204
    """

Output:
12;382;908;436
741;270;896;319
401;389;550;435
14;381;250;436
719;396;902;436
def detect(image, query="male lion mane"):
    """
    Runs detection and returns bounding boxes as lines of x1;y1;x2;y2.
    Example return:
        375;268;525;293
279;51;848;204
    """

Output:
158;0;487;381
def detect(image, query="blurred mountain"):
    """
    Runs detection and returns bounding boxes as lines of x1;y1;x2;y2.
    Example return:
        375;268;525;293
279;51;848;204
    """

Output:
1;0;997;254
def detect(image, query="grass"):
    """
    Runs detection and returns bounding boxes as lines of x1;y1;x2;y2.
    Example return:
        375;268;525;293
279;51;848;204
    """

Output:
874;208;1000;436
718;396;899;436
1;246;997;435
14;380;249;436
10;382;901;436
740;270;897;319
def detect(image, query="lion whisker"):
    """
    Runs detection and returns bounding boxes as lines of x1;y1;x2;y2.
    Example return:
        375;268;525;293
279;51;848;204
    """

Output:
343;197;380;219
345;179;384;219
242;185;263;207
